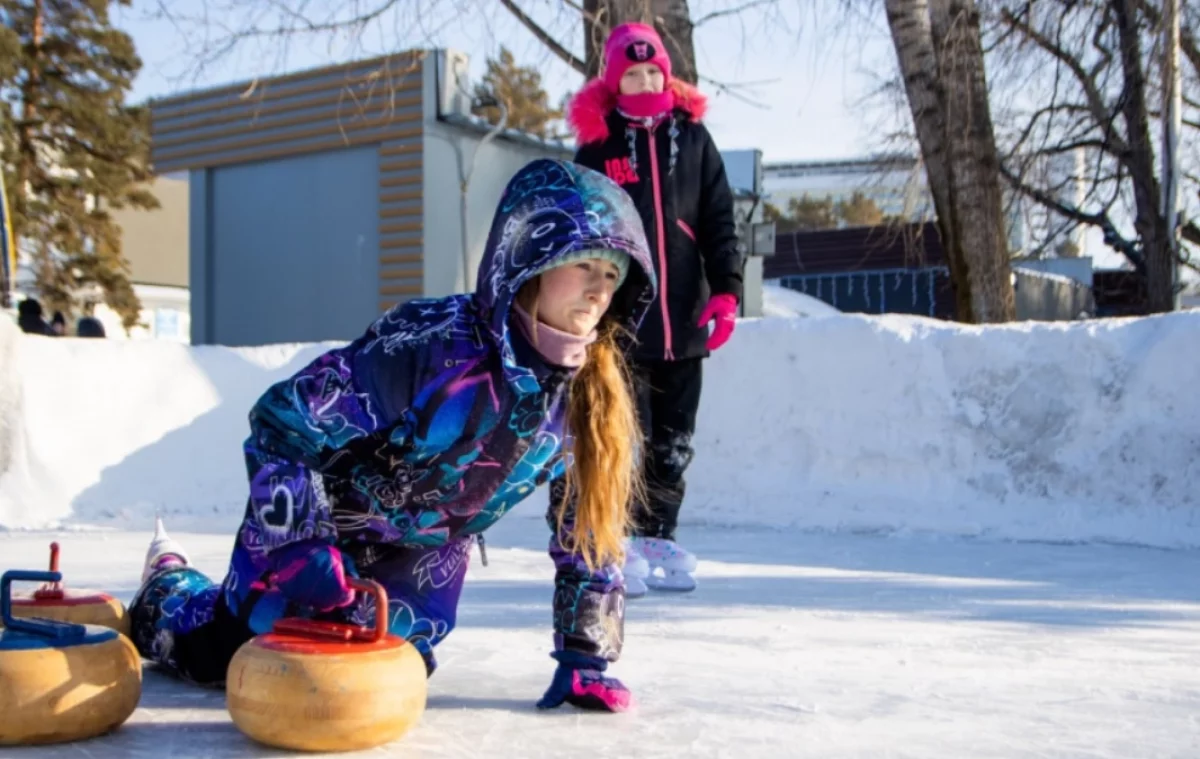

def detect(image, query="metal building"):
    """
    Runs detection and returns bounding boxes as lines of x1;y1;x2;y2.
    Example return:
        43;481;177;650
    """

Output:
151;50;571;346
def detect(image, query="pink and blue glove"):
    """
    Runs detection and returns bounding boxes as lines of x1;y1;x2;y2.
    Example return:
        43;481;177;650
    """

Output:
536;651;633;713
268;539;356;612
698;293;738;351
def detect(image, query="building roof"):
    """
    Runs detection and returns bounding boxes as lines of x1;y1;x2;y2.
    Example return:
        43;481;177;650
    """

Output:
764;154;920;178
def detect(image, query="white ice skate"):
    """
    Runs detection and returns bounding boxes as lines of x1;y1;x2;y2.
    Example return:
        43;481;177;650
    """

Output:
141;515;191;582
623;540;651;599
631;537;698;593
645;567;697;592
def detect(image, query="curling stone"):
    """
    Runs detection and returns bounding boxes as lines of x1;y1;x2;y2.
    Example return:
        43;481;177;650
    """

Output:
226;578;428;753
0;569;142;746
8;542;129;637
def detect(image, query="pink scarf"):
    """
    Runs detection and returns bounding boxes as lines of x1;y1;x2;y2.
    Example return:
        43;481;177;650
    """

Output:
616;91;674;119
511;304;597;369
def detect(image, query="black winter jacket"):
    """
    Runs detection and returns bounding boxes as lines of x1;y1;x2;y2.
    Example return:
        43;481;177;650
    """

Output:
569;80;744;362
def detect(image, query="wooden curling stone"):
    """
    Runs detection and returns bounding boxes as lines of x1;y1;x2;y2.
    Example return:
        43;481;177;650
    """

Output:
0;569;142;746
226;578;428;753
9;542;130;637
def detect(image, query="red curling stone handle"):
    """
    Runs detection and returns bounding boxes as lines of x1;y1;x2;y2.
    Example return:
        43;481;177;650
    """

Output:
271;578;389;643
33;542;65;600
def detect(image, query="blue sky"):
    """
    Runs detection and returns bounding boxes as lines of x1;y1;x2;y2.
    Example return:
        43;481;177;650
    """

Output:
112;0;900;164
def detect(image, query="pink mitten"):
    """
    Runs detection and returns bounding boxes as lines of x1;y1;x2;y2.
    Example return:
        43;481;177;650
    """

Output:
697;293;738;351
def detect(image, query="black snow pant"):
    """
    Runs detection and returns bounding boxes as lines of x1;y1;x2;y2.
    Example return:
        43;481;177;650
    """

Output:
631;358;702;541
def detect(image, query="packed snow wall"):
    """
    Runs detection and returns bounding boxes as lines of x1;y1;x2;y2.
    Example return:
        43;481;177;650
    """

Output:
2;311;1197;548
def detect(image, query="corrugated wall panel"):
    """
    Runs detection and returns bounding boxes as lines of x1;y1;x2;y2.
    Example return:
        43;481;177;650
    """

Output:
151;53;424;174
156;52;429;339
377;132;423;310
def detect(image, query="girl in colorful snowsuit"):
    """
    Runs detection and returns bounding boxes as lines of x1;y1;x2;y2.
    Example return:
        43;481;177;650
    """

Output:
566;22;744;594
129;159;656;713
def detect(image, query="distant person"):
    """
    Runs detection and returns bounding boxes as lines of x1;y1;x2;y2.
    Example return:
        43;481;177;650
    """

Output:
17;298;53;336
75;316;106;338
127;159;656;713
566;22;744;594
50;310;66;336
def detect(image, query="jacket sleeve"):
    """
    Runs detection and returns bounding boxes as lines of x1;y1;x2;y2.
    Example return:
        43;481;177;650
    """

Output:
243;317;422;553
696;125;745;302
545;476;626;663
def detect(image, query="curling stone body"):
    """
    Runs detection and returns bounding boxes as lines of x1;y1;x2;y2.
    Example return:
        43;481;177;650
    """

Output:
11;588;130;637
225;579;428;753
0;570;142;746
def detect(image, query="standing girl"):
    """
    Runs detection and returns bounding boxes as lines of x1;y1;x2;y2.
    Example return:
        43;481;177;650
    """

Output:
567;22;744;593
130;159;656;713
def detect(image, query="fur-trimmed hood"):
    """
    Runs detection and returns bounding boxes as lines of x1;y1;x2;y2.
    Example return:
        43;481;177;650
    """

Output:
566;78;708;145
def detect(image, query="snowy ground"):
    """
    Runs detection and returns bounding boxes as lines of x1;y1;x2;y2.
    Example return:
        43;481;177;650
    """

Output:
5;508;1200;758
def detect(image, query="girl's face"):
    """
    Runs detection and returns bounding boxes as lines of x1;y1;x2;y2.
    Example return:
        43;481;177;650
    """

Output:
536;258;622;336
619;63;665;95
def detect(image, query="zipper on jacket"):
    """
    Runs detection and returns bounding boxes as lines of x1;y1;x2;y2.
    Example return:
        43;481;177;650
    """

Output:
645;124;674;360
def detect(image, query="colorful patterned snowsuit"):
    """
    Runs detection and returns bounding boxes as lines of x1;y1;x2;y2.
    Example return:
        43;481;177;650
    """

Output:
129;159;656;684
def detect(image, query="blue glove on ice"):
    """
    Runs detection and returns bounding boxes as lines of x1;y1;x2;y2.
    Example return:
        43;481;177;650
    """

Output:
536;650;633;713
268;539;356;612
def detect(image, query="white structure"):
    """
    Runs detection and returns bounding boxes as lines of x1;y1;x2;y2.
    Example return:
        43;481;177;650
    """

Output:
763;155;932;221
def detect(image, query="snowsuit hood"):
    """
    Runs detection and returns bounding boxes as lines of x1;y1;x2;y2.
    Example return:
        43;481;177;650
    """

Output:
472;158;657;392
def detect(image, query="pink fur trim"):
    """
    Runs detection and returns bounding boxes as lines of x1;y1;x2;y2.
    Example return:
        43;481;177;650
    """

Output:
567;78;710;145
567;79;616;145
668;79;708;122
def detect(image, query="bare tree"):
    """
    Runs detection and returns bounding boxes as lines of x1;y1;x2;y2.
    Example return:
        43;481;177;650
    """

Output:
886;0;1016;322
987;0;1199;312
145;1;788;109
500;0;777;99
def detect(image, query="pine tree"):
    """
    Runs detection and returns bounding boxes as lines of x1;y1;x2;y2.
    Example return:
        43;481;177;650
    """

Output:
835;191;885;228
472;47;562;139
0;0;157;331
788;194;839;231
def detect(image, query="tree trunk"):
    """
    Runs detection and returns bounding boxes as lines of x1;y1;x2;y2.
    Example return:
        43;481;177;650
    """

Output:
929;0;1015;322
886;0;1015;323
583;0;696;83
14;0;45;237
884;0;970;319
1112;0;1174;312
651;0;697;83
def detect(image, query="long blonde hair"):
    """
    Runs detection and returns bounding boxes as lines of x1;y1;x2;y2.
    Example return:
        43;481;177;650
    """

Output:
517;280;643;572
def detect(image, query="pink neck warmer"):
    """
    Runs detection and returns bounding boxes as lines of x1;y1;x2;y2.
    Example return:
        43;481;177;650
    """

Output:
616;91;674;119
511;303;597;369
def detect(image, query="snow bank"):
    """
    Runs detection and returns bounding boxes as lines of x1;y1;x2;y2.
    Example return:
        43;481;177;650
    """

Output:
761;283;843;318
697;311;1200;547
0;331;340;532
2;311;1198;548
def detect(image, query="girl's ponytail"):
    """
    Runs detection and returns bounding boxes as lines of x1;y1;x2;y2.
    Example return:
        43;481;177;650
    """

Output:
555;320;643;571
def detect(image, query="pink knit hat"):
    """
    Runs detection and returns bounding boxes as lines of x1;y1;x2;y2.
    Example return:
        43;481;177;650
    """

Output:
602;22;672;94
